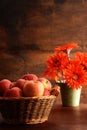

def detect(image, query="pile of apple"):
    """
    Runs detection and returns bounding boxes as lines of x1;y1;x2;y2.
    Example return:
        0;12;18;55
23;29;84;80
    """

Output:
0;73;60;98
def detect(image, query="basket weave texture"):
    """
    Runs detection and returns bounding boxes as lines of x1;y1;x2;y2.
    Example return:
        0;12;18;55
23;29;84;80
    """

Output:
0;95;56;124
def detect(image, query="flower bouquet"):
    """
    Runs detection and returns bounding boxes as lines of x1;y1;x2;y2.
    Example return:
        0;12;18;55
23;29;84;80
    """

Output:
43;43;87;106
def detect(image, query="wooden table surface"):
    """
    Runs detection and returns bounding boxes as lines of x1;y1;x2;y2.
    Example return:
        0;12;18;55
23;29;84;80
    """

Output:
0;103;87;130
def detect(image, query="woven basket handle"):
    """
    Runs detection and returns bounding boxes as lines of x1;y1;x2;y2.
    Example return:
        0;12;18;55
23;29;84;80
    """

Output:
50;85;60;96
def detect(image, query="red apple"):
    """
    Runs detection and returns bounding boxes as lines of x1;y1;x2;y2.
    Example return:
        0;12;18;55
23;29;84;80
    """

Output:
14;79;26;91
0;79;11;96
21;73;38;81
38;77;52;91
43;89;50;96
4;87;22;97
23;80;44;97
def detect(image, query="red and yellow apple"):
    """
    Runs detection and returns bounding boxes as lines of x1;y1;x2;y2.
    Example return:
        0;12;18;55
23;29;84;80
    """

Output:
38;77;52;91
14;78;26;91
43;89;50;96
23;80;44;97
21;73;38;81
38;77;52;96
4;87;22;97
0;79;12;96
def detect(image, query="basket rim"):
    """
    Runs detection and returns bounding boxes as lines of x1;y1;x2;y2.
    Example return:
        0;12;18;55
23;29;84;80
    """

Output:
0;95;56;100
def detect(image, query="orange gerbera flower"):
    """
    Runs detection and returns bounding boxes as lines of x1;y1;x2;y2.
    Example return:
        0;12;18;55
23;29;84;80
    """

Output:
43;42;87;89
64;61;87;89
43;67;63;81
46;52;68;71
55;42;78;53
43;52;69;80
75;52;87;70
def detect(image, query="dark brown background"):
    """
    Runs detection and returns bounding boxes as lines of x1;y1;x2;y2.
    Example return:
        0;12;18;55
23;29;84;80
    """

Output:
0;0;87;103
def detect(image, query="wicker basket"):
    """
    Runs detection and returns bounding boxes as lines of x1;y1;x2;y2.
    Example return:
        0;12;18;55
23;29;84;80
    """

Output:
0;95;56;124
